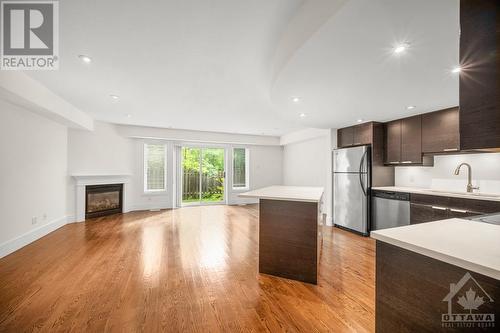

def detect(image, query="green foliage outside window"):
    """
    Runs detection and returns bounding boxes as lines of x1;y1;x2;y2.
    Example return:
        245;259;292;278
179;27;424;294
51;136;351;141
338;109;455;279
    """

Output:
182;148;224;202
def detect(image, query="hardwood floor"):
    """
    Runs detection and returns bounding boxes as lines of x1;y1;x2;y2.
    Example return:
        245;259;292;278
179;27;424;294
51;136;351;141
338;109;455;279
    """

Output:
0;205;375;332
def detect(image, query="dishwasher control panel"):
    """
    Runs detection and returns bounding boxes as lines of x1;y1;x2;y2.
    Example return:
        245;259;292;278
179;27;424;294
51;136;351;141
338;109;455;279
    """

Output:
372;190;410;201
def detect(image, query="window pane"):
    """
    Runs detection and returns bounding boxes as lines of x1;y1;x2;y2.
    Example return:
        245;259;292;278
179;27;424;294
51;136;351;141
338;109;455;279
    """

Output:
233;148;246;188
145;144;166;191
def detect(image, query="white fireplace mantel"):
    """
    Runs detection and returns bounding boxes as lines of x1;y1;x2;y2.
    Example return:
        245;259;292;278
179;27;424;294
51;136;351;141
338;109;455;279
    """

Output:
72;174;131;222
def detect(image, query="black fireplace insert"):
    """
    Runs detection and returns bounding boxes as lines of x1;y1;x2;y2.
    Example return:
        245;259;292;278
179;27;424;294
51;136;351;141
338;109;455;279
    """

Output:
85;184;123;219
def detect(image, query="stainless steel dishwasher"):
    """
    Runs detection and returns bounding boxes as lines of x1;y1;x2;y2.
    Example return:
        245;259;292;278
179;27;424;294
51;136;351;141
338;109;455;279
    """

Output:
372;190;410;230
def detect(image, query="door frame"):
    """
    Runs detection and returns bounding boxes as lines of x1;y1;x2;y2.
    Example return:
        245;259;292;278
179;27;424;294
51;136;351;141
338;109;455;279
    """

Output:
176;143;228;207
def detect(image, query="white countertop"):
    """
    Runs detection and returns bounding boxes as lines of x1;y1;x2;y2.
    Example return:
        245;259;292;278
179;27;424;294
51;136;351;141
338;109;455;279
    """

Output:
372;186;500;202
371;218;500;280
239;186;324;203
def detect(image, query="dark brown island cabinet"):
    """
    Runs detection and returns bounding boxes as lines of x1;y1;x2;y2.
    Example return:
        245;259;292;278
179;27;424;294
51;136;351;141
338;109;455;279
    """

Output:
376;242;499;333
238;186;324;284
459;0;500;151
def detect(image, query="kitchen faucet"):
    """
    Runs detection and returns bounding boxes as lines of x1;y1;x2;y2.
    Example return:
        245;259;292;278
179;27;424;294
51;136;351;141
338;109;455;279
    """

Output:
453;163;479;193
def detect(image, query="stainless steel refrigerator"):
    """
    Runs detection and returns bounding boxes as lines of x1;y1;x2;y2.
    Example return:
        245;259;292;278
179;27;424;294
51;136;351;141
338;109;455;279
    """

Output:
333;145;371;235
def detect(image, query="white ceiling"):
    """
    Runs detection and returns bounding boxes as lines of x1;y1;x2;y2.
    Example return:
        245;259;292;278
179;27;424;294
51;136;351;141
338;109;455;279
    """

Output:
27;0;459;135
272;0;460;128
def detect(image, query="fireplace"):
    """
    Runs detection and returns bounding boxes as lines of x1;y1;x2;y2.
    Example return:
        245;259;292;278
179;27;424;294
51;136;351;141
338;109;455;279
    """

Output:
85;184;123;219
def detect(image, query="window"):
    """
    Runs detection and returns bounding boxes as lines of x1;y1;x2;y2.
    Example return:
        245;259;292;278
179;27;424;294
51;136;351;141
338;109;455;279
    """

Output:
144;144;166;192
233;148;249;189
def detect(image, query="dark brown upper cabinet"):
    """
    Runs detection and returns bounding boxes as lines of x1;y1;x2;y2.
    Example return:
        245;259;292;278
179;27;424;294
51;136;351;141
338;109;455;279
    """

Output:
401;116;422;164
337;126;354;148
353;122;372;146
459;0;500;151
337;122;394;186
337;123;372;148
385;120;401;164
422;107;460;153
385;116;433;166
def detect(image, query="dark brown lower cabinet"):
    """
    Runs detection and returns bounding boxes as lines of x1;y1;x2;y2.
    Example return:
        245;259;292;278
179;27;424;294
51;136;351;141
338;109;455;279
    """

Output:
410;193;500;224
447;208;481;219
410;203;449;224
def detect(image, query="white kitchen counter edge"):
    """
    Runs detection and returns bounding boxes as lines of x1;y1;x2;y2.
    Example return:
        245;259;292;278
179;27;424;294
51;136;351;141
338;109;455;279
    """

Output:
237;194;321;203
238;186;324;203
371;228;500;280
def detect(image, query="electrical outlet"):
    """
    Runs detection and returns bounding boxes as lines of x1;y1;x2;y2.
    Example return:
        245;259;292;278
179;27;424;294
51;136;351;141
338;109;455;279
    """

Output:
31;216;37;225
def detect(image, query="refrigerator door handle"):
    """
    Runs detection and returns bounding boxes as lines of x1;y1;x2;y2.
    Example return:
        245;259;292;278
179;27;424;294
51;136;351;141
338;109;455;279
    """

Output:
358;150;367;196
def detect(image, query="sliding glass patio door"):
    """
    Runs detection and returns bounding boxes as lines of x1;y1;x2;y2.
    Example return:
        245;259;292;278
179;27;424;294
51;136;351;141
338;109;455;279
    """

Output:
181;147;225;205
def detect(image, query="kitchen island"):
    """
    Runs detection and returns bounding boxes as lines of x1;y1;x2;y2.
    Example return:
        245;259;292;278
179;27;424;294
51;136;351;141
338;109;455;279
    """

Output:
239;186;324;284
371;219;500;332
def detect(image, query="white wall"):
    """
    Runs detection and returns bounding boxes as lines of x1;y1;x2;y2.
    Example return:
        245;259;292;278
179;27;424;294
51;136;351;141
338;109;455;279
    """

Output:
67;122;173;216
130;139;174;211
395;153;500;194
67;122;136;216
282;129;334;224
67;121;283;216
283;136;328;185
228;145;283;205
0;100;68;257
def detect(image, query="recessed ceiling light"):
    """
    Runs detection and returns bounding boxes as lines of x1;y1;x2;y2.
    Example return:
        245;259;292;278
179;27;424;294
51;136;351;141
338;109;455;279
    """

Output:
394;43;409;54
109;94;119;101
299;113;306;118
452;66;461;73
78;55;92;63
292;97;301;103
407;105;416;110
126;114;132;118
357;119;364;123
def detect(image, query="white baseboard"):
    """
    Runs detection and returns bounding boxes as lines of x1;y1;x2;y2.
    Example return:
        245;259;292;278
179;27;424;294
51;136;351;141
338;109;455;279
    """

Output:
66;215;76;223
0;216;68;258
325;215;333;226
130;203;172;211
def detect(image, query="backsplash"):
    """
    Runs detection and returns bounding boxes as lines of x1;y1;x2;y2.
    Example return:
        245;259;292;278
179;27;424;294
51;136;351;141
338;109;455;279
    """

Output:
395;153;500;194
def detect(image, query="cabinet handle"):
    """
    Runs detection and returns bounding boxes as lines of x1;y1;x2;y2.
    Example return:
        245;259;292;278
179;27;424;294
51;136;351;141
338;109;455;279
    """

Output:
450;208;468;213
431;206;447;211
401;161;413;164
443;148;459;152
388;161;400;164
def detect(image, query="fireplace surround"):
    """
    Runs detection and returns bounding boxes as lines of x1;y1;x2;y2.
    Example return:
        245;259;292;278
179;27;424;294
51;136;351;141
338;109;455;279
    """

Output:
72;175;130;222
